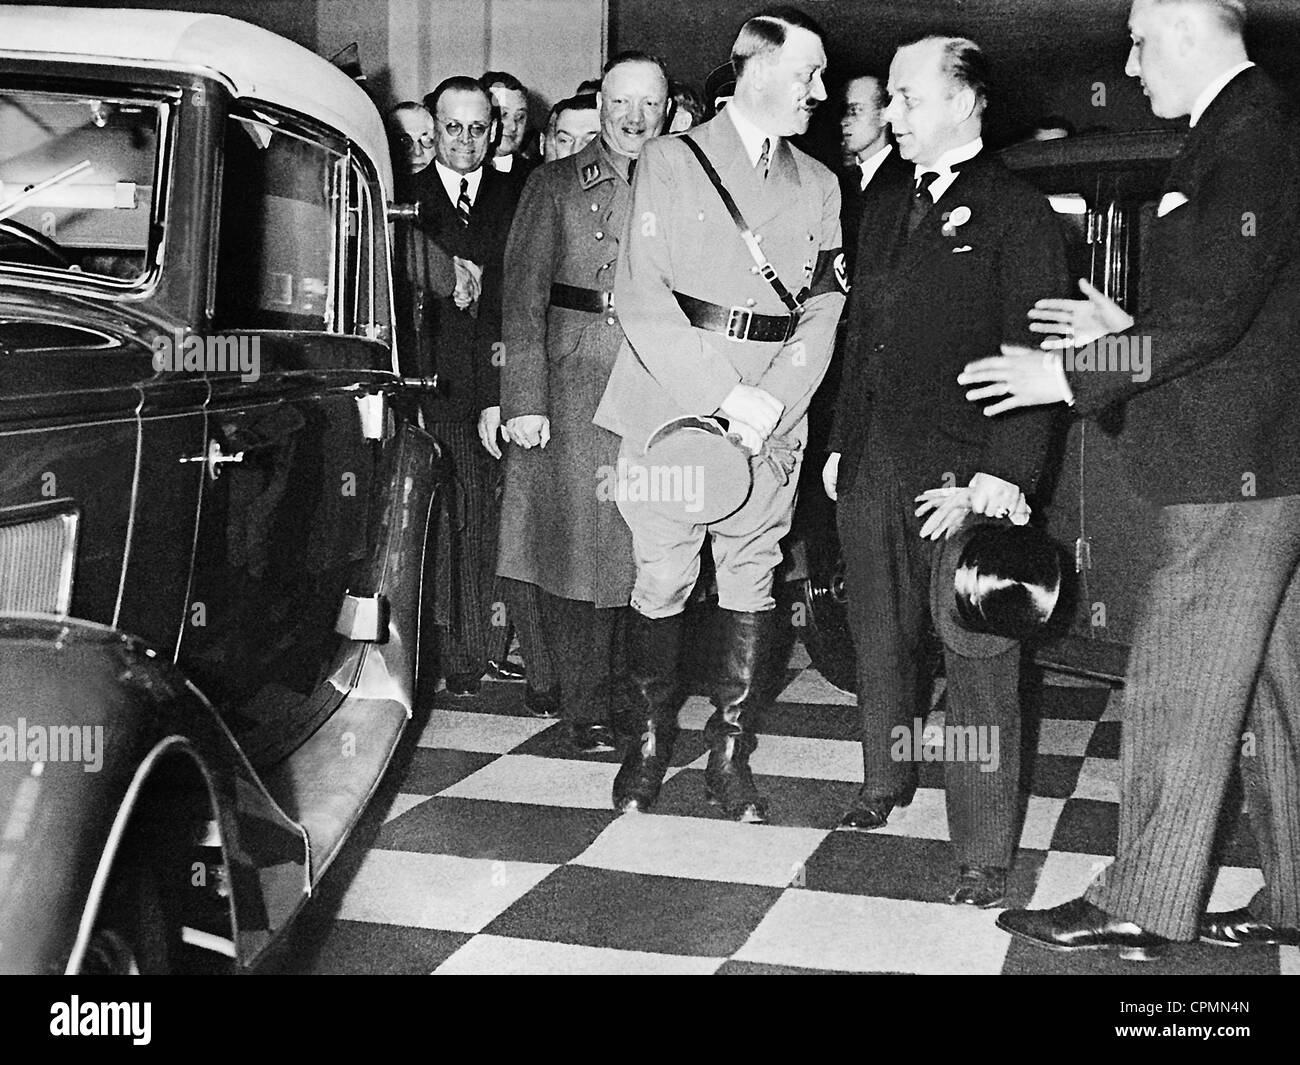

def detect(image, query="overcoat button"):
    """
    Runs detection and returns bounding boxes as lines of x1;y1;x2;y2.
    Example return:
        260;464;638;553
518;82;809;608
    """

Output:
605;316;616;325
595;231;604;239
745;298;757;307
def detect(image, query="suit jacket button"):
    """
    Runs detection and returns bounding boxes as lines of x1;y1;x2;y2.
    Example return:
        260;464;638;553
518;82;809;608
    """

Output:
605;316;616;325
595;231;604;240
873;343;886;352
591;203;599;211
745;298;757;307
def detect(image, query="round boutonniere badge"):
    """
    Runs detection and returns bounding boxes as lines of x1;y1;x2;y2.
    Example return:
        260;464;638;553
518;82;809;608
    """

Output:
942;205;972;238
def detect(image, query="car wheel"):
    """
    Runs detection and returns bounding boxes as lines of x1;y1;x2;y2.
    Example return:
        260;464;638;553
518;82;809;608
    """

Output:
80;853;177;975
797;523;858;694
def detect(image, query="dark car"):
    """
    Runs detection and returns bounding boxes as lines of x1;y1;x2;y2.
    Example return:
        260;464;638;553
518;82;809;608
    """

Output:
0;6;441;973
786;128;1185;691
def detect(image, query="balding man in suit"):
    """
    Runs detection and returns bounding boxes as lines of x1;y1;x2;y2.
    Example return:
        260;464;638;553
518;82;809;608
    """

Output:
965;0;1300;957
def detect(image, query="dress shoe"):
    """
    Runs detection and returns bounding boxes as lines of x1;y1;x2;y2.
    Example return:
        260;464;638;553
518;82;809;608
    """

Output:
1199;907;1300;948
444;672;482;696
996;896;1169;961
838;782;917;831
486;659;526;682
948;864;1007;908
568;722;616;754
523;686;560;718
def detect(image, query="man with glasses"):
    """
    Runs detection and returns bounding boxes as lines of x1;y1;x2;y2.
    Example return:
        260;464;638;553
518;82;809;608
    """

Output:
412;76;554;710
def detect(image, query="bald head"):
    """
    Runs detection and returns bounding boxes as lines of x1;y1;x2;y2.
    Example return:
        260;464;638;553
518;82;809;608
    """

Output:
1126;0;1250;119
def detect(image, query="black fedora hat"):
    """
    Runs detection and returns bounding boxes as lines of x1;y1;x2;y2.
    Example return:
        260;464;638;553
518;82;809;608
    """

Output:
930;518;1062;657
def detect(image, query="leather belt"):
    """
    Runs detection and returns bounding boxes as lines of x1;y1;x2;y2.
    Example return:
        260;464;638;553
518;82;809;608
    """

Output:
674;291;799;343
549;283;613;314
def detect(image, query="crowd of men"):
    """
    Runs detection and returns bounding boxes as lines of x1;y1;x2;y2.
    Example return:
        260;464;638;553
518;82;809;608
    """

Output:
382;0;1299;960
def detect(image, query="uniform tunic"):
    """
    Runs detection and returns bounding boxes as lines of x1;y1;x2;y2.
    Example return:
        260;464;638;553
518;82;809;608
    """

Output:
497;138;637;607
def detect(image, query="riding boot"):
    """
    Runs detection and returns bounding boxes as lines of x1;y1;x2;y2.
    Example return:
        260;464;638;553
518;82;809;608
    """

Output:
611;610;683;813
704;608;776;823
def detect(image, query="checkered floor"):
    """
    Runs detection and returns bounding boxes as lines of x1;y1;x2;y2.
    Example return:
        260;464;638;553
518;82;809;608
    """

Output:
280;643;1297;975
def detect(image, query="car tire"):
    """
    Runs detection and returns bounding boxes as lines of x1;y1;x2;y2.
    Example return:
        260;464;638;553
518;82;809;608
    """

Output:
80;845;178;975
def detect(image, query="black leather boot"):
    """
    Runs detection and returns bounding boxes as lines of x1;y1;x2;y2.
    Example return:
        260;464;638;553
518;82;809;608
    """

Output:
704;609;775;823
611;610;683;813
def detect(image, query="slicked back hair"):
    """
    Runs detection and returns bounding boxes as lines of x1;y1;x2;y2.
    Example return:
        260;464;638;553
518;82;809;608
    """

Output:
900;35;991;113
731;6;825;80
601;49;670;85
425;76;492;117
479;70;527;95
1140;0;1248;37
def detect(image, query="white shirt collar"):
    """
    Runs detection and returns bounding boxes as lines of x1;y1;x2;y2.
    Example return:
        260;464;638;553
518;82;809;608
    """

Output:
726;101;778;169
858;143;893;190
491;152;515;172
914;136;982;203
434;160;484;207
1190;61;1255;127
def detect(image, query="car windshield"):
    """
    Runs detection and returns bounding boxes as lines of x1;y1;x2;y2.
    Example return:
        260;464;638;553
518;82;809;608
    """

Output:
0;88;164;284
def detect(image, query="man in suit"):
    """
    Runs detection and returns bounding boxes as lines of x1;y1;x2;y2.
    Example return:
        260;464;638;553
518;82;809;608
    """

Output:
824;35;1069;908
410;76;553;707
838;72;906;271
594;6;847;822
497;51;669;754
963;0;1300;957
540;94;600;163
481;71;537;188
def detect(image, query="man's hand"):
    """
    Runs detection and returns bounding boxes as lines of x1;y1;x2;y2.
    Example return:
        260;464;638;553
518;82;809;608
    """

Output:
822;451;840;501
505;414;550;449
719;384;784;439
477;405;506;459
915;472;1030;541
453;257;482;310
958;345;1072;415
1027;277;1135;350
725;419;764;456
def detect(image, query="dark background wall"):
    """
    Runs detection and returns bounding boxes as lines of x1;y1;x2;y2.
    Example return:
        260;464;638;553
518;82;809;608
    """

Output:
612;0;1300;159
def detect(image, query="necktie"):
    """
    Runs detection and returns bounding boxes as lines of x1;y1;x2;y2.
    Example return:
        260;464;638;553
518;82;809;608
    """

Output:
627;157;637;184
906;170;939;235
457;177;472;227
756;138;770;181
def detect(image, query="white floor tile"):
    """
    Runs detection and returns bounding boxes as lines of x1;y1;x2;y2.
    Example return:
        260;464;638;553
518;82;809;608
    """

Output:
1027;850;1112;908
1073;756;1121;803
434;935;723;975
1037;719;1096;758
438;753;621;809
1206;866;1265;912
678;732;862;782
1279;946;1300;976
415;708;555;754
336;850;555;933
734;889;1009;974
1019;796;1067;851
777;669;856;705
572;813;828;887
383;792;432;823
787;642;812;670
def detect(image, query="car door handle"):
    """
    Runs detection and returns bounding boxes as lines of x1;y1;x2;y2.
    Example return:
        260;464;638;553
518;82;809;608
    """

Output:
179;439;245;481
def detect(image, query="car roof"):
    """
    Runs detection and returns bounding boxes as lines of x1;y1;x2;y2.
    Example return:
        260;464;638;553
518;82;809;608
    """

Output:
0;4;391;192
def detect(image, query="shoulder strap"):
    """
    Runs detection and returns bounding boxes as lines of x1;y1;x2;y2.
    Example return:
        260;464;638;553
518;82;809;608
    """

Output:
680;135;803;314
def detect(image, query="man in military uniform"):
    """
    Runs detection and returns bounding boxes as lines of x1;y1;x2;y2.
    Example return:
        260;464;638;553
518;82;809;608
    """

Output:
497;51;670;753
594;7;847;822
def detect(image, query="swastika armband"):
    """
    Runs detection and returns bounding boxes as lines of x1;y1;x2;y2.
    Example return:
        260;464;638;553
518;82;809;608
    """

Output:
807;248;849;298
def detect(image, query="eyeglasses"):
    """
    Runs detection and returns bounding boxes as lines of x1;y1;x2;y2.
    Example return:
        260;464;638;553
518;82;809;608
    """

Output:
439;120;490;141
397;131;436;150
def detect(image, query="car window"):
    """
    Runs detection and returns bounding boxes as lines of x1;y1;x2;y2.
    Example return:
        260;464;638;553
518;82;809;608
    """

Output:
341;153;392;346
213;114;341;332
0;89;163;282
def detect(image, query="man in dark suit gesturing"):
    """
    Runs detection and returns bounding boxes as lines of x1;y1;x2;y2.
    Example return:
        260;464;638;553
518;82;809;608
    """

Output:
964;0;1300;958
824;36;1068;908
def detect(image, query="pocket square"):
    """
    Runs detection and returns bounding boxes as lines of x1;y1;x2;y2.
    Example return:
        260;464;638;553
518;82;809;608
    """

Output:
1157;191;1189;218
952;245;973;254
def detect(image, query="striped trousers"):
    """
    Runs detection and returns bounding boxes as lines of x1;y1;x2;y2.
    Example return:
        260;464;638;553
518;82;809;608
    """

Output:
838;457;1022;868
1087;494;1300;939
425;418;554;689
